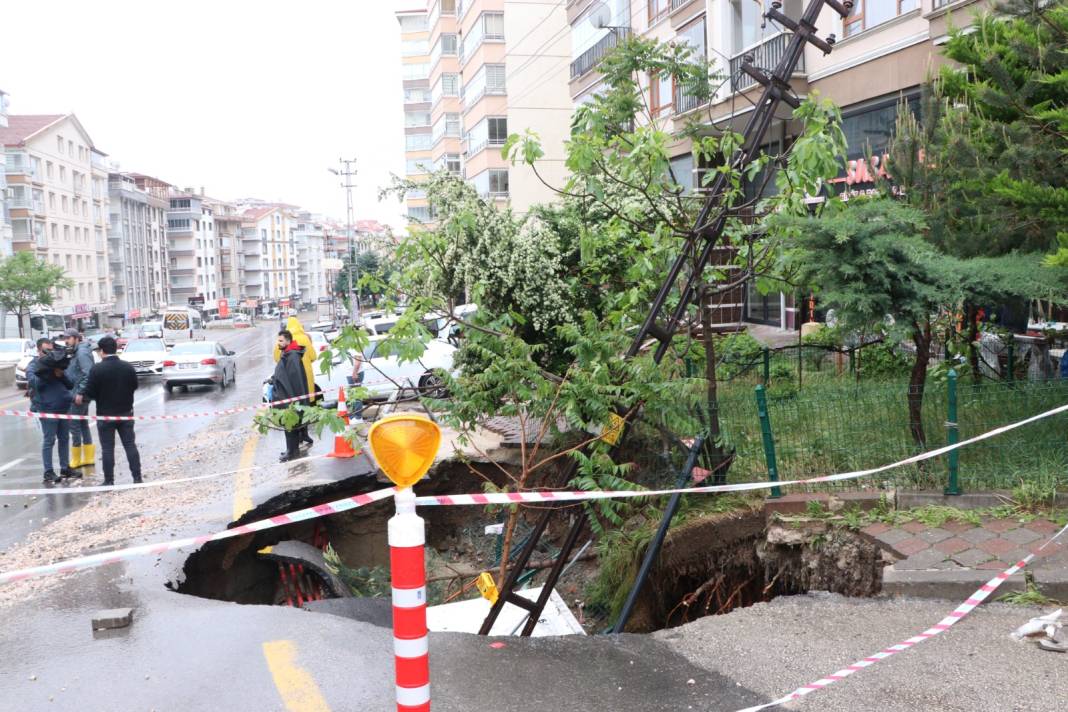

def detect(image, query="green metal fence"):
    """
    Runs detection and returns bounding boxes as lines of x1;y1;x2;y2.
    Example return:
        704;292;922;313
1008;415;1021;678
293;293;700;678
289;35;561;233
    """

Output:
713;374;1068;493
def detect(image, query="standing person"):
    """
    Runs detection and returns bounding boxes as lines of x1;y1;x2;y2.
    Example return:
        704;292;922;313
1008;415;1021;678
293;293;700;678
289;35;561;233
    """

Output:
273;316;316;447
272;330;309;462
76;336;142;485
27;338;77;483
62;328;95;468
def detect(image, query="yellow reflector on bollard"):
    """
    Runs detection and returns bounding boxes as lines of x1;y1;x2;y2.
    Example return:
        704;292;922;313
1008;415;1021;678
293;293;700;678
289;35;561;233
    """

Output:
476;572;499;604
367;414;442;489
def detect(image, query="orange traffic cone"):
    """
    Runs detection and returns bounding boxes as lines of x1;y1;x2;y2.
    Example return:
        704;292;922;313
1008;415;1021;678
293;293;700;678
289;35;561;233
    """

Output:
327;386;357;459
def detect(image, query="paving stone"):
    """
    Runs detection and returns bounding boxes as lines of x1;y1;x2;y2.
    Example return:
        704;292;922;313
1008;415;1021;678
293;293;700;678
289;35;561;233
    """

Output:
940;520;974;534
1002;548;1029;565
1002;527;1041;545
900;521;928;534
982;519;1019;533
959;528;996;544
1024;519;1061;535
894;548;950;570
976;560;1012;570
951;548;994;568
933;537;970;555
875;529;912;546
978;538;1018;557
861;522;891;536
894;537;930;556
1030;541;1065;558
917;528;953;544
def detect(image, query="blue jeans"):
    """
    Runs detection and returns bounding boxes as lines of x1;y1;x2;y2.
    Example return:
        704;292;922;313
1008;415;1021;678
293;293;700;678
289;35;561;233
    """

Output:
69;401;92;446
40;418;70;472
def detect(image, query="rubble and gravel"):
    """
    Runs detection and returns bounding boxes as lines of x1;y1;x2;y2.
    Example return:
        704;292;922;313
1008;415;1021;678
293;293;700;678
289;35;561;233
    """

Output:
658;591;1068;711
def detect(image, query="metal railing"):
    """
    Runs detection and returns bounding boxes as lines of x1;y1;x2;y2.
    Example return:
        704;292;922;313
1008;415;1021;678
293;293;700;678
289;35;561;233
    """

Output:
570;28;631;80
671;0;697;10
674;80;708;115
729;32;803;93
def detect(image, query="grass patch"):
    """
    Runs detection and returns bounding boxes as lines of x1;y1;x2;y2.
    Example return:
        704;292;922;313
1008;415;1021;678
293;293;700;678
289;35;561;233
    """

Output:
997;572;1062;607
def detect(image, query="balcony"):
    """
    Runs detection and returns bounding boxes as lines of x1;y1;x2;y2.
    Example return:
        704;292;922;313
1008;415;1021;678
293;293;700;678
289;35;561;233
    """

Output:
729;32;802;93
4;152;37;179
570;28;630;80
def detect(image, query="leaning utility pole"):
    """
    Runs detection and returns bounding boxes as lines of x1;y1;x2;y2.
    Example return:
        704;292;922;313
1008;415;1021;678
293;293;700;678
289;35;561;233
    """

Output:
330;158;360;323
478;0;855;639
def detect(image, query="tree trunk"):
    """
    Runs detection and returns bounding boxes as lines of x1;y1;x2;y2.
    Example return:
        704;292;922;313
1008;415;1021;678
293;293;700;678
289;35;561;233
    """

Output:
907;321;932;450
700;287;730;482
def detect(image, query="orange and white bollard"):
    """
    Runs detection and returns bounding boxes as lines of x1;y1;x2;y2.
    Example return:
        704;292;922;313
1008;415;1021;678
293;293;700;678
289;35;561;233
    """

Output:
327;386;356;458
368;414;442;712
390;486;430;711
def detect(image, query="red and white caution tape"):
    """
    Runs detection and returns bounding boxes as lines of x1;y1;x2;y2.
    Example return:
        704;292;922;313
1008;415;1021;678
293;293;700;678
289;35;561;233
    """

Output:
734;521;1068;712
0;485;397;585
414;400;1068;507
0;452;342;497
0;391;319;422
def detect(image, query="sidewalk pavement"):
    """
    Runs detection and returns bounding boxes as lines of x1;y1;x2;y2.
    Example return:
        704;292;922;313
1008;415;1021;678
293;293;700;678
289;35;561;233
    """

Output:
862;516;1068;599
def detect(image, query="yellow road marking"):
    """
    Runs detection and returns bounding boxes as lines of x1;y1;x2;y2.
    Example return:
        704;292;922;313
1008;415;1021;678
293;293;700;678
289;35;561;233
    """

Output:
262;640;331;712
232;432;260;520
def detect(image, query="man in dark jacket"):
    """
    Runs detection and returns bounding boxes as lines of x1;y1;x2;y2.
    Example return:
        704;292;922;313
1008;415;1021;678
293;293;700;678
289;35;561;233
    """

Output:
27;338;77;483
63;328;95;468
272;329;309;462
76;336;142;485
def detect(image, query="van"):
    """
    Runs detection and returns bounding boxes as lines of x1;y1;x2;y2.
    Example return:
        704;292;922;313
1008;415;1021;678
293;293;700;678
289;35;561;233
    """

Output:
161;306;203;345
1;308;65;340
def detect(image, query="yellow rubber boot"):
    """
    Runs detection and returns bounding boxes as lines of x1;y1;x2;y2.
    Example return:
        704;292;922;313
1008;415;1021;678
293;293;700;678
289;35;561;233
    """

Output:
69;445;83;469
81;444;96;467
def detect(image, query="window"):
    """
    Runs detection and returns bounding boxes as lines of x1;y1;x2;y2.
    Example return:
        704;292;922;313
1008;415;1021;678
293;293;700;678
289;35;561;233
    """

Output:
648;0;669;24
406;133;432;151
51;224;58;241
62;196;69;213
440;0;455;13
844;0;918;37
405;110;432;127
402;62;430;80
407;206;432;222
675;17;707;111
406;158;430;174
460;12;504;62
398;14;428;32
167;218;192;230
401;38;429;56
488;168;509;196
432;33;458;64
63;225;70;241
46;161;54;179
462;64;506;108
731;0;764;53
433;112;462;143
68;140;74;156
433;73;460;105
437;153;462;174
60;166;66;182
649;72;673;116
404;87;432;103
57;136;64;153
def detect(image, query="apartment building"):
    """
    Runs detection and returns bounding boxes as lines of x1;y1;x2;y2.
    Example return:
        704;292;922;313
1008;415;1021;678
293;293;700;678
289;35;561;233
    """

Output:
166;192;221;315
398;7;434;224
0;90;10;257
294;213;328;306
204;196;244;304
398;0;572;222
0;113;112;328
240;205;299;307
567;0;990;330
107;173;170;322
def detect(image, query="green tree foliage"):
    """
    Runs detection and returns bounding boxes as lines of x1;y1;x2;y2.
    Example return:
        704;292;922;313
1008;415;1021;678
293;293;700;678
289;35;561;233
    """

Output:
0;252;72;338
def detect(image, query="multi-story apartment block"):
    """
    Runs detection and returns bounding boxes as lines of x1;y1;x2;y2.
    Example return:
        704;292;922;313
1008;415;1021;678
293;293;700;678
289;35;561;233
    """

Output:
204;197;244;304
399;0;572;223
166;192;221;315
398;7;434;224
240;205;299;308
294;213;328;307
567;0;990;330
0;113;112;328
0;90;10;257
107;173;170;322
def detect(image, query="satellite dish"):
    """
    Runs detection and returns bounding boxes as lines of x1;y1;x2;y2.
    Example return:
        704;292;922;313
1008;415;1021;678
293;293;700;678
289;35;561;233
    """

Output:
586;1;612;29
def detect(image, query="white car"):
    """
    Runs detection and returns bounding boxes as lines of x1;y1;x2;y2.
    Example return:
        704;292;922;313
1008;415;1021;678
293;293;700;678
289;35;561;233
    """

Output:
119;338;170;376
14;353;32;389
0;338;35;367
316;336;457;405
307;329;331;355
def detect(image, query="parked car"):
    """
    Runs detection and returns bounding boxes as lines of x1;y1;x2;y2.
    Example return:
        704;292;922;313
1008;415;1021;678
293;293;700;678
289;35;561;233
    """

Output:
0;338;34;367
308;330;331;354
118;338;170;376
14;354;32;389
315;336;457;406
162;341;237;393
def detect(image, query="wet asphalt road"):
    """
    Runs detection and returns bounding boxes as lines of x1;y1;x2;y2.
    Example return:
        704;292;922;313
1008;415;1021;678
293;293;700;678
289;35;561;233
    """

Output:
0;321;276;551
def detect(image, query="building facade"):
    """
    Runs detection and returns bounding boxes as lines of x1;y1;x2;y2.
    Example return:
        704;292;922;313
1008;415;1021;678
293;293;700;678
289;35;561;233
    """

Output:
166;192;221;314
567;0;991;330
0;113;112;328
295;213;328;307
398;7;434;224
205;196;244;305
107;172;169;322
0;90;10;257
240;205;299;307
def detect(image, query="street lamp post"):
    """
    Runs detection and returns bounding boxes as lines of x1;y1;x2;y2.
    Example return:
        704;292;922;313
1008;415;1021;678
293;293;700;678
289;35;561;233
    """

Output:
329;159;360;324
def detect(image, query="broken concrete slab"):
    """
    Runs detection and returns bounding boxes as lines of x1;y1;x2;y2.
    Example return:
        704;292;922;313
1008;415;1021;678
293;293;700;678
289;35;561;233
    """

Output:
91;608;133;631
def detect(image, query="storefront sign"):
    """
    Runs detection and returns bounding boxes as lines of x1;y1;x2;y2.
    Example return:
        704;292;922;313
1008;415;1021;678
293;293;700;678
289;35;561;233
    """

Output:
217;299;229;318
127;309;141;320
245;299;259;308
828;153;905;201
188;295;205;306
279;299;291;307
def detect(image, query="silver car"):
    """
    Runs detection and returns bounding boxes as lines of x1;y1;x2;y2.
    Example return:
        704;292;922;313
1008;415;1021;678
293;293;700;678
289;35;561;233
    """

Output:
163;341;237;393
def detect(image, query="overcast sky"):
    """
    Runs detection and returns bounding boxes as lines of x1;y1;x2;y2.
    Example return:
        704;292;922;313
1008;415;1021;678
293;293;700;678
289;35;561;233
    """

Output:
0;0;406;228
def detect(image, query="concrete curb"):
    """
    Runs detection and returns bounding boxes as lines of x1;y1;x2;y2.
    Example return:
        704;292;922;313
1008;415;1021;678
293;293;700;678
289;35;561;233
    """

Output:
881;565;1068;601
898;490;1068;509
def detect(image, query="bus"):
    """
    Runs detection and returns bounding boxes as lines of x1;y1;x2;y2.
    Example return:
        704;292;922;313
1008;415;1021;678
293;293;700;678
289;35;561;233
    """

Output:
161;306;203;345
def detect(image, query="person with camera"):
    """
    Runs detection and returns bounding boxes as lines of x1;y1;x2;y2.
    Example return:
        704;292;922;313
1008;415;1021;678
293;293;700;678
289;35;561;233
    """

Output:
63;328;96;469
27;338;78;484
76;336;142;486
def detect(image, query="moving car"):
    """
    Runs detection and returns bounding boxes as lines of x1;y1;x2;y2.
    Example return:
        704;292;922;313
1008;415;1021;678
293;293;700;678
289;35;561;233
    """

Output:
315;335;457;406
119;338;170;376
163;341;237;393
0;338;34;367
137;321;164;339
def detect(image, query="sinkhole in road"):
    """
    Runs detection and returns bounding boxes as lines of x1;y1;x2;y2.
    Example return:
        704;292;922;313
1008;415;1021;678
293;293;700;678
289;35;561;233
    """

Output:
171;460;520;607
616;510;889;633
